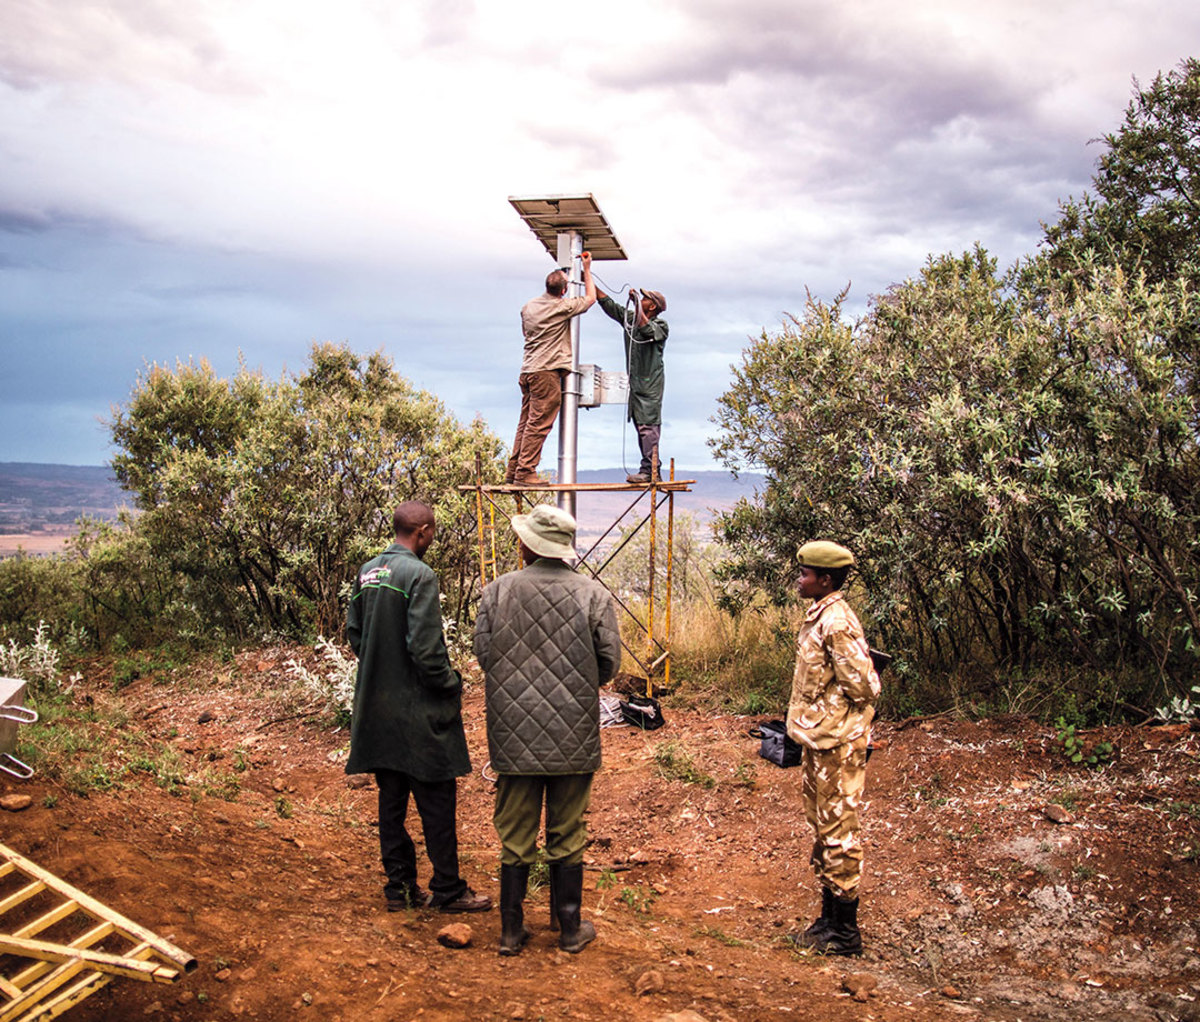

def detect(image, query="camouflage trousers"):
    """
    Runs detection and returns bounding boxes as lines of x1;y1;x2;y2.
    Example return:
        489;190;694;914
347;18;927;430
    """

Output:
800;733;869;899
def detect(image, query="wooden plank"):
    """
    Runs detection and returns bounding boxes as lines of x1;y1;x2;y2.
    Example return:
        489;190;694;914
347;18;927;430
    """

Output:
12;900;79;940
6;969;111;1022
0;935;180;983
0;960;87;1022
0;974;22;1000
0;882;46;919
0;845;194;974
7;923;113;992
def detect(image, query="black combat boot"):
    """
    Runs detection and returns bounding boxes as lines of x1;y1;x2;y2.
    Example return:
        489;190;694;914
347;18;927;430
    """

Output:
815;895;863;957
787;885;834;947
498;864;532;956
549;862;595;954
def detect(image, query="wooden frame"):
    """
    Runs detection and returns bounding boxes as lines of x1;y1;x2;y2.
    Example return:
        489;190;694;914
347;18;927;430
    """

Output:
0;843;195;1021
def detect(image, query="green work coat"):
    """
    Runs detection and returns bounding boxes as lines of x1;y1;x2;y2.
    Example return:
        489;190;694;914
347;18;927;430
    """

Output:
345;544;470;781
597;294;668;425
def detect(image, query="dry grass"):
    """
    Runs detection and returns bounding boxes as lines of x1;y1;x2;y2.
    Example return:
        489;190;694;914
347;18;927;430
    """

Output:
622;597;795;715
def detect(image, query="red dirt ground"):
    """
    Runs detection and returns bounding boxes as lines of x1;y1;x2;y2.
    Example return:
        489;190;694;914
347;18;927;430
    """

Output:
3;648;1199;1022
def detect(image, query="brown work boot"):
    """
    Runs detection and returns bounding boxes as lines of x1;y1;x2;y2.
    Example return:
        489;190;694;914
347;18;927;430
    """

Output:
514;473;551;487
437;887;493;913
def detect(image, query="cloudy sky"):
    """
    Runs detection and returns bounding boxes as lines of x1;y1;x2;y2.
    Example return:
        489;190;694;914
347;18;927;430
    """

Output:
2;1;1197;474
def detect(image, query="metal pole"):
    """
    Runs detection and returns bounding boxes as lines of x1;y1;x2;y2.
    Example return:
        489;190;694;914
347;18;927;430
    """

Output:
665;458;675;691
646;474;657;697
556;230;583;519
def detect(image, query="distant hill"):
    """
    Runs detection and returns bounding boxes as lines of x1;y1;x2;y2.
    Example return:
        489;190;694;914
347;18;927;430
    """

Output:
570;468;763;543
0;463;127;533
0;463;765;541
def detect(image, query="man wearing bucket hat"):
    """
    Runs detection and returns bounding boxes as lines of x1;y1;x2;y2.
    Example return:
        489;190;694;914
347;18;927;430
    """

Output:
786;540;880;956
474;504;620;956
595;283;668;483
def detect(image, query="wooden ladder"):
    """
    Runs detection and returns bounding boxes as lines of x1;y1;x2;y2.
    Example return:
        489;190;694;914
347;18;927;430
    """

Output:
0;842;195;1021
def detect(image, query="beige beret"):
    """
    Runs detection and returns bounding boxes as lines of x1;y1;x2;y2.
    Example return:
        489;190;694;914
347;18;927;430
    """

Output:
798;540;855;569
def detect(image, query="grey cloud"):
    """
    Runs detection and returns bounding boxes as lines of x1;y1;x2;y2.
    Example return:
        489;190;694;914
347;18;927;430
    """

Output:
418;0;475;48
0;204;135;237
0;0;244;93
521;123;621;172
0;207;53;234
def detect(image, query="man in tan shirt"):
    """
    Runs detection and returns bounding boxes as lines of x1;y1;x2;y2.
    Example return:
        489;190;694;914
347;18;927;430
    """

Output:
505;252;596;485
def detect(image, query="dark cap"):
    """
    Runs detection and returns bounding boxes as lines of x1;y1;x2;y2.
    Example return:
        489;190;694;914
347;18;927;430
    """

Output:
641;289;666;313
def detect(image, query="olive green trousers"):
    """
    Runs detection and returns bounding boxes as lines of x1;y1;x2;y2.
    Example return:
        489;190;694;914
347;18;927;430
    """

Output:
493;773;593;867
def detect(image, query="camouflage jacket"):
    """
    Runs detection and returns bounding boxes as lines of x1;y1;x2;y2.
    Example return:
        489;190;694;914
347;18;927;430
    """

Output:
786;592;880;751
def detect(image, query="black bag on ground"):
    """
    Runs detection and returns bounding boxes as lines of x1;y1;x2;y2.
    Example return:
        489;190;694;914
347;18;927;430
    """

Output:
748;719;803;768
619;693;665;730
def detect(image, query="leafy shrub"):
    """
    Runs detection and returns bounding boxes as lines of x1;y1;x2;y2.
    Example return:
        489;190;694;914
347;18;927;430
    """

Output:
1054;717;1115;768
107;343;504;640
0;621;62;695
286;636;357;723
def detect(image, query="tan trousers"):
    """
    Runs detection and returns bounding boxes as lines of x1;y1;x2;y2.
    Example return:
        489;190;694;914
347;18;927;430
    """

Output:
506;370;564;481
800;734;869;898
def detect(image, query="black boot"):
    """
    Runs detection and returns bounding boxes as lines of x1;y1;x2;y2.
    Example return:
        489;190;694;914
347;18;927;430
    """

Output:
548;874;559;932
549;862;595;954
815;895;863;957
499;864;531;956
787;886;834;947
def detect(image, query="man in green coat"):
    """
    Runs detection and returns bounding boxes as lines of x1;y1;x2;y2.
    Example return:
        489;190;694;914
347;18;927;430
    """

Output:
346;501;492;914
596;284;668;483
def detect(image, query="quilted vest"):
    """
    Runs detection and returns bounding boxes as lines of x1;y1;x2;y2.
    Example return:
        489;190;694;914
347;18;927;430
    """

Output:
475;558;620;775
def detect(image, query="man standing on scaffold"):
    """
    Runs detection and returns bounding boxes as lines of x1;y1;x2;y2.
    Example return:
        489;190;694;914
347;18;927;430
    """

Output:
595;283;668;483
505;252;597;486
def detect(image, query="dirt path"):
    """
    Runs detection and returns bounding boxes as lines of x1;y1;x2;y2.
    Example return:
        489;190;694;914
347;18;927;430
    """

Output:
2;651;1199;1021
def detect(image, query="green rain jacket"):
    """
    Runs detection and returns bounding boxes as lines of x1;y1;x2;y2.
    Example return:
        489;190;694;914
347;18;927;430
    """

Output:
597;293;668;425
345;544;470;780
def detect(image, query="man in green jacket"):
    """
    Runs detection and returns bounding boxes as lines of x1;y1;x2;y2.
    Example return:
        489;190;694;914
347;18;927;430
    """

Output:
346;501;492;915
595;284;668;483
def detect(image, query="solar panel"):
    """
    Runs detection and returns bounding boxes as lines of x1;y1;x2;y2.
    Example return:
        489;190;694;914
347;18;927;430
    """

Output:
509;193;628;261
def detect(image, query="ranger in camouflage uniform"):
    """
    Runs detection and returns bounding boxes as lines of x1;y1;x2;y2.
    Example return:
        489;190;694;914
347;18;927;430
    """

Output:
786;541;880;956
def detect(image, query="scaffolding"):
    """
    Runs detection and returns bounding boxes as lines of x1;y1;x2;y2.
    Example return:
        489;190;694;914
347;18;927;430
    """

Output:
463;455;693;697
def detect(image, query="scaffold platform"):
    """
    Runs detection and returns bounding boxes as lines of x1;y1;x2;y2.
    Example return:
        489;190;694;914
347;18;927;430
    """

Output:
461;458;694;695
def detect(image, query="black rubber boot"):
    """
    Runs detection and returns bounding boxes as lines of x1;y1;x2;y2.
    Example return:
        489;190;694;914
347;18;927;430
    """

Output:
549;862;595;954
787;886;834;947
815;895;863;957
498;864;531;956
548;875;559;932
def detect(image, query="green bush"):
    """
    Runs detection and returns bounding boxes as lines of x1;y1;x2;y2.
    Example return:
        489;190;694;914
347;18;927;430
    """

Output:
709;62;1200;720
